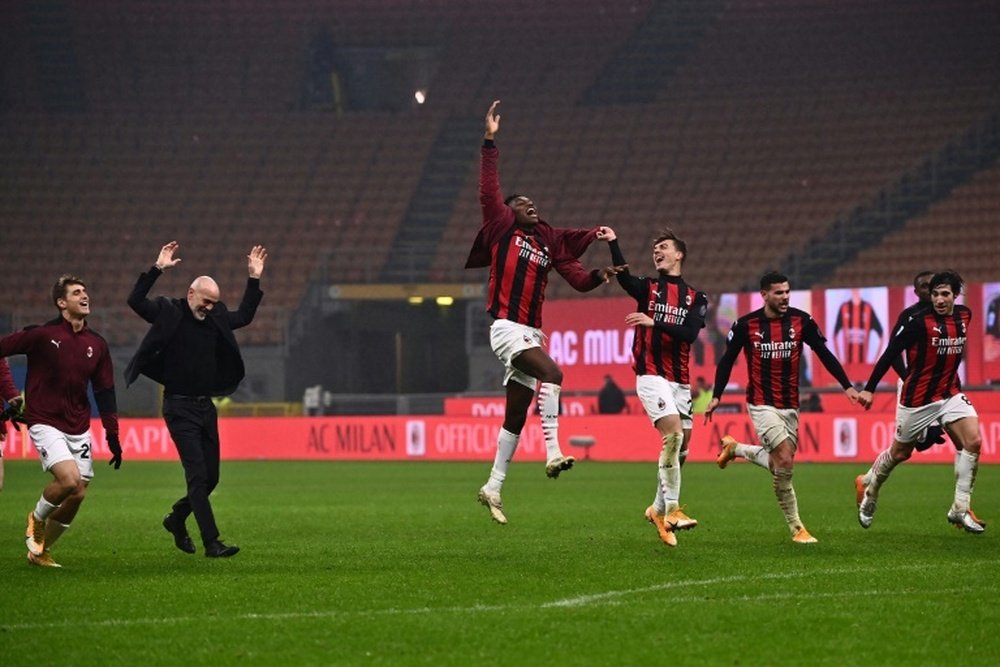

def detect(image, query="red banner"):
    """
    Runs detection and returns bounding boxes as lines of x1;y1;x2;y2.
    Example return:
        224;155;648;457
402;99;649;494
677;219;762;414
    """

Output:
4;414;1000;464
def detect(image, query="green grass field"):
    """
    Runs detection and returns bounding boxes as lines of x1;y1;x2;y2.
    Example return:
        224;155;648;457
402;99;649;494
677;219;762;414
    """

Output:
1;459;997;666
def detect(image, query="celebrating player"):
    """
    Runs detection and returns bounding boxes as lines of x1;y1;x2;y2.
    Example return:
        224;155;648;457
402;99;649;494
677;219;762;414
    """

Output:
855;270;985;533
707;271;859;543
466;100;621;524
606;227;706;547
0;275;121;567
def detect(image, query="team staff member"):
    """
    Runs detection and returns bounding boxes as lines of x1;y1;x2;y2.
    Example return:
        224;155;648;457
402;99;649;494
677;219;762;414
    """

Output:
467;100;621;525
0;275;122;568
708;271;859;544
126;241;266;558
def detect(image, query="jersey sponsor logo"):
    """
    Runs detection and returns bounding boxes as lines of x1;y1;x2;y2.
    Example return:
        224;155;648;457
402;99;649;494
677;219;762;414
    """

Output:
513;235;551;268
932;335;966;355
647;300;688;325
753;339;797;359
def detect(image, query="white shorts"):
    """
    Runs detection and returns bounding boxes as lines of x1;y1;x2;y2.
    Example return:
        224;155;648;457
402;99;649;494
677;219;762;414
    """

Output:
28;424;94;481
747;404;799;452
636;375;692;429
895;393;978;444
490;319;543;390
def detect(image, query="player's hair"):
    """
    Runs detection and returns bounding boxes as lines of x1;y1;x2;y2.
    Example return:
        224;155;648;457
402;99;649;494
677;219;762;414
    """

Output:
652;228;687;264
912;270;934;289
52;274;86;308
759;270;789;291
504;194;526;206
929;269;964;296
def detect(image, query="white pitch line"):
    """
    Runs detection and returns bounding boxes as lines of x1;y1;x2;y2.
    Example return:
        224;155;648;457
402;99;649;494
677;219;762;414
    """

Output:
0;562;993;632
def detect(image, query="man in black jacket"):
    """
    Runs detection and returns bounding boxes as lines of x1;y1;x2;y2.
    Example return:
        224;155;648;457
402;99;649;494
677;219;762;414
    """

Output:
126;241;266;558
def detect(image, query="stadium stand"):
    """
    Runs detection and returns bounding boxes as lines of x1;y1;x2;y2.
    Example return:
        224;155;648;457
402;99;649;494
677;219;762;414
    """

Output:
1;0;999;350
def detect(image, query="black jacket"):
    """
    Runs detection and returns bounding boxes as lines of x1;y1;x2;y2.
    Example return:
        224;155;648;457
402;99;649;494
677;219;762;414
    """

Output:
124;267;263;396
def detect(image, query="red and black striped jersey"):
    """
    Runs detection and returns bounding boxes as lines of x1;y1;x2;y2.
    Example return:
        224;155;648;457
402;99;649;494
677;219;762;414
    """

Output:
616;271;707;383
833;298;884;363
466;144;603;327
714;307;833;409
485;226;551;326
866;305;971;407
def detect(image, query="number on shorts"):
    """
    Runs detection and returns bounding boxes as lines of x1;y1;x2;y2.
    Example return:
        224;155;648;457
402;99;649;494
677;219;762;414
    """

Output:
960;394;972;406
80;443;91;459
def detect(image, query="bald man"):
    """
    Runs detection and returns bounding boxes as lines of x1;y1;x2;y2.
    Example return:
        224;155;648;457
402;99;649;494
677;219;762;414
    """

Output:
126;241;266;558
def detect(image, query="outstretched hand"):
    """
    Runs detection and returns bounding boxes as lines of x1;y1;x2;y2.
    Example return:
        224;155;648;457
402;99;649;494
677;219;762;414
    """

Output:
155;241;182;271
247;245;268;278
485;100;500;139
857;389;874;411
703;398;720;424
596;226;616;242
599;265;627;283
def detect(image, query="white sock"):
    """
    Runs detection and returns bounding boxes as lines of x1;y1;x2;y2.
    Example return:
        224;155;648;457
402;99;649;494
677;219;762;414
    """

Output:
660;432;683;514
735;443;770;470
865;448;898;496
538;382;562;460
44;521;71;550
486;428;519;493
33;496;61;521
953;449;979;512
652;482;666;515
772;467;803;534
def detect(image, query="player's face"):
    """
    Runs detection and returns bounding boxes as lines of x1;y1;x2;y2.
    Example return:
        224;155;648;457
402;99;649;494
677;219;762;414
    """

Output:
915;276;932;302
509;196;539;226
652;239;682;274
761;281;791;316
187;286;219;321
58;283;90;318
931;284;956;315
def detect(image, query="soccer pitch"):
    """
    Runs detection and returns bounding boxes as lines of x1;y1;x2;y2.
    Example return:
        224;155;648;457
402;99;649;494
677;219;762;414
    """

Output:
1;459;997;666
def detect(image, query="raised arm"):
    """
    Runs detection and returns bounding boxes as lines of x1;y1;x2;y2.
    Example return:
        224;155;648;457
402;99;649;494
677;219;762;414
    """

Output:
127;241;180;322
225;246;267;330
480;100;508;224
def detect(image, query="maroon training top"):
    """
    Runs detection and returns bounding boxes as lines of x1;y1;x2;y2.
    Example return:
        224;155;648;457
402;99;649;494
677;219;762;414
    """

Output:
0;318;115;435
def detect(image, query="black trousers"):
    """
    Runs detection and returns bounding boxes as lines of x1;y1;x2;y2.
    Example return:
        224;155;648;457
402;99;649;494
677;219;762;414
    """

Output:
163;395;222;546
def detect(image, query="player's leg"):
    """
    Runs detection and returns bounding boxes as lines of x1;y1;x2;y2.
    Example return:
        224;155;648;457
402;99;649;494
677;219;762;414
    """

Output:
857;402;930;527
944;412;985;533
479;321;536;524
40;431;94;560
512;346;575;477
718;407;769;469
26;426;84;556
477;378;532;524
